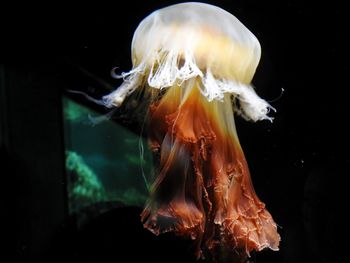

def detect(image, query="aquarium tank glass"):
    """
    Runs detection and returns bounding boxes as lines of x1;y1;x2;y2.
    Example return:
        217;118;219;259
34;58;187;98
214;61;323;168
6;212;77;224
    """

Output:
62;96;153;228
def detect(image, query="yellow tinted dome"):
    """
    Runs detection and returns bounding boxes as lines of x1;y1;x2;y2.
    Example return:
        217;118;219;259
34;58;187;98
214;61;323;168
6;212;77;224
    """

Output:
132;2;261;83
103;2;273;122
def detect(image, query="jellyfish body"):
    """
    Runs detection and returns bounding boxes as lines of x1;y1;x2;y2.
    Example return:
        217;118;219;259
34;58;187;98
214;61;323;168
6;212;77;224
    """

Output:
103;2;280;261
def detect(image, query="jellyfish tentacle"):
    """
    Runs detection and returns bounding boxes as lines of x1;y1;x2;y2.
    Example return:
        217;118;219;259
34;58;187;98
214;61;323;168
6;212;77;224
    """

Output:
102;62;146;107
140;82;279;260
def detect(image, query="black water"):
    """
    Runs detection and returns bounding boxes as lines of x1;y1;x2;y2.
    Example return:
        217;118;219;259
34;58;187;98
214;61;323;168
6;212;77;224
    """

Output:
2;0;348;262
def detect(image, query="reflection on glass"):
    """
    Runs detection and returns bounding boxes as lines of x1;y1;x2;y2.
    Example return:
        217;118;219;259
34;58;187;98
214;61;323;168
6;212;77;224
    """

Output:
62;96;153;227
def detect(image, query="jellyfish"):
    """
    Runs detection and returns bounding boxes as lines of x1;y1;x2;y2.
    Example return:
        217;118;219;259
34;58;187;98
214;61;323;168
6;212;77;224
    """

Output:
101;2;280;261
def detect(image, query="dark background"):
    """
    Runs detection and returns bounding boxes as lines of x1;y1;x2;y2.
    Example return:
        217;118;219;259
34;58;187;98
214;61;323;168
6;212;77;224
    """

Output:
1;0;348;262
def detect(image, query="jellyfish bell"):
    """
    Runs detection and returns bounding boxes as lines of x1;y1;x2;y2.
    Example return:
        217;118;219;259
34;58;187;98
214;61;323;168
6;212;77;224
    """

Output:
132;2;260;82
104;2;274;122
102;2;280;261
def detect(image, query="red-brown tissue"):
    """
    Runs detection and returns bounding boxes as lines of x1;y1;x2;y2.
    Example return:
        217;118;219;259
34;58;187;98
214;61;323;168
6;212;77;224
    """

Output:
141;82;280;262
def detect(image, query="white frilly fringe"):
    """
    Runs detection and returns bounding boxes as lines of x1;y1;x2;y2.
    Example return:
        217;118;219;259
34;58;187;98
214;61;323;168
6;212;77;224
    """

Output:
102;50;275;122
